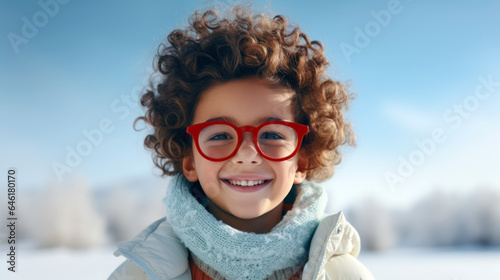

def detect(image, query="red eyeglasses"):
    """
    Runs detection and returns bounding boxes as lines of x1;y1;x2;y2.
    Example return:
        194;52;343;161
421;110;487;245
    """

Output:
186;121;309;162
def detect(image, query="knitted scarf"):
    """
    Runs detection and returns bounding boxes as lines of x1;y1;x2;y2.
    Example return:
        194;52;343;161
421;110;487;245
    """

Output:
164;175;327;280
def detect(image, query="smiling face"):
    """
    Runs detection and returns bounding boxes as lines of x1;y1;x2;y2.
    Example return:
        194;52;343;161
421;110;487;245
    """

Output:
182;78;307;220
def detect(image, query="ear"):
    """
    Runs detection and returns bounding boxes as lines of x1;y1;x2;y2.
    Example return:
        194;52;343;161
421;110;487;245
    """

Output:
182;150;199;182
294;150;308;184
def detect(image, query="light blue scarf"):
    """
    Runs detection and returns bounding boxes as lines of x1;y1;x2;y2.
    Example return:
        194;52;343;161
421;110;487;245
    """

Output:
164;175;327;280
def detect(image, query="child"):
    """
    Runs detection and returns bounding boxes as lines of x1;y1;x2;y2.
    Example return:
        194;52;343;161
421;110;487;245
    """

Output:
109;5;375;280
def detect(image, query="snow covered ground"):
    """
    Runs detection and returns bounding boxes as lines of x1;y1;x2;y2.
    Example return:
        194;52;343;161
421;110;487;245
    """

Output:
359;247;500;280
1;246;123;280
1;246;499;279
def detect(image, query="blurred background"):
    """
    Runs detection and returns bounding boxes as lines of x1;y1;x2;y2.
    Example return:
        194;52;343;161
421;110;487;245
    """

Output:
1;0;499;279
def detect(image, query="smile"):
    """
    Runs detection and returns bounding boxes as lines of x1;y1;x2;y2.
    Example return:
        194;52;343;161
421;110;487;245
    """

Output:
224;179;271;187
221;178;272;193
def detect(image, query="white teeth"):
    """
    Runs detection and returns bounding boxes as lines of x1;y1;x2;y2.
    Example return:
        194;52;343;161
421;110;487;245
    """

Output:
228;180;265;186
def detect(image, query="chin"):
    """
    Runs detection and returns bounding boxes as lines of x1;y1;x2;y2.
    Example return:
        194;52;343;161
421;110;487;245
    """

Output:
230;208;266;220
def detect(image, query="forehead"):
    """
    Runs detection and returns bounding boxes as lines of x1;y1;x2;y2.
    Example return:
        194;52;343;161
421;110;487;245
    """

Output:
193;78;295;125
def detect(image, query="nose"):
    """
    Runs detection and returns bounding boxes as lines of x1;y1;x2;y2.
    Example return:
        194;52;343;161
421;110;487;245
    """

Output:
231;132;263;165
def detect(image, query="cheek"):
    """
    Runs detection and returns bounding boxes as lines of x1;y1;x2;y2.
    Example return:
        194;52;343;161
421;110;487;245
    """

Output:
200;179;220;197
282;160;299;179
194;155;224;197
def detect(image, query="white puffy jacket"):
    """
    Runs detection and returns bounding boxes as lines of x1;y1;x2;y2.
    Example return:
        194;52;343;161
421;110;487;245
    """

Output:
108;212;375;280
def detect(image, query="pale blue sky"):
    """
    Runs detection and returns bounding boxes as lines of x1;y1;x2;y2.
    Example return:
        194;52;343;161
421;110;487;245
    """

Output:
1;0;499;209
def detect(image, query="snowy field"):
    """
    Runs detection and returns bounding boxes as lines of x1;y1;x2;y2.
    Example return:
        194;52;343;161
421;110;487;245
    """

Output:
1;246;499;279
359;248;500;280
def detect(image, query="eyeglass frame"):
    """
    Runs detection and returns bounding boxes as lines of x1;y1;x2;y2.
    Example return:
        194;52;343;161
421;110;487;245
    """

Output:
186;120;309;162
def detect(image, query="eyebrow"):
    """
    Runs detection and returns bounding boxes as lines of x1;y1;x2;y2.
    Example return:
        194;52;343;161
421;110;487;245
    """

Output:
204;116;285;125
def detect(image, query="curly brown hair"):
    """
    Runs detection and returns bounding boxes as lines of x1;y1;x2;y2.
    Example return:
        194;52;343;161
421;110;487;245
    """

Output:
134;6;355;182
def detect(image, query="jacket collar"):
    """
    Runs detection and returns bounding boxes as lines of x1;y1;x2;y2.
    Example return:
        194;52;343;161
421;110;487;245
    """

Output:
302;211;361;279
114;218;189;280
114;211;359;280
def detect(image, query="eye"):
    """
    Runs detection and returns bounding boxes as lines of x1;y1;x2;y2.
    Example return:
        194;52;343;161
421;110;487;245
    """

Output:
260;132;283;140
209;133;232;141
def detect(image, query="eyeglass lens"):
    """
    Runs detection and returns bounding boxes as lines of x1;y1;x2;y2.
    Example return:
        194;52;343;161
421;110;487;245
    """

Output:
197;123;298;159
